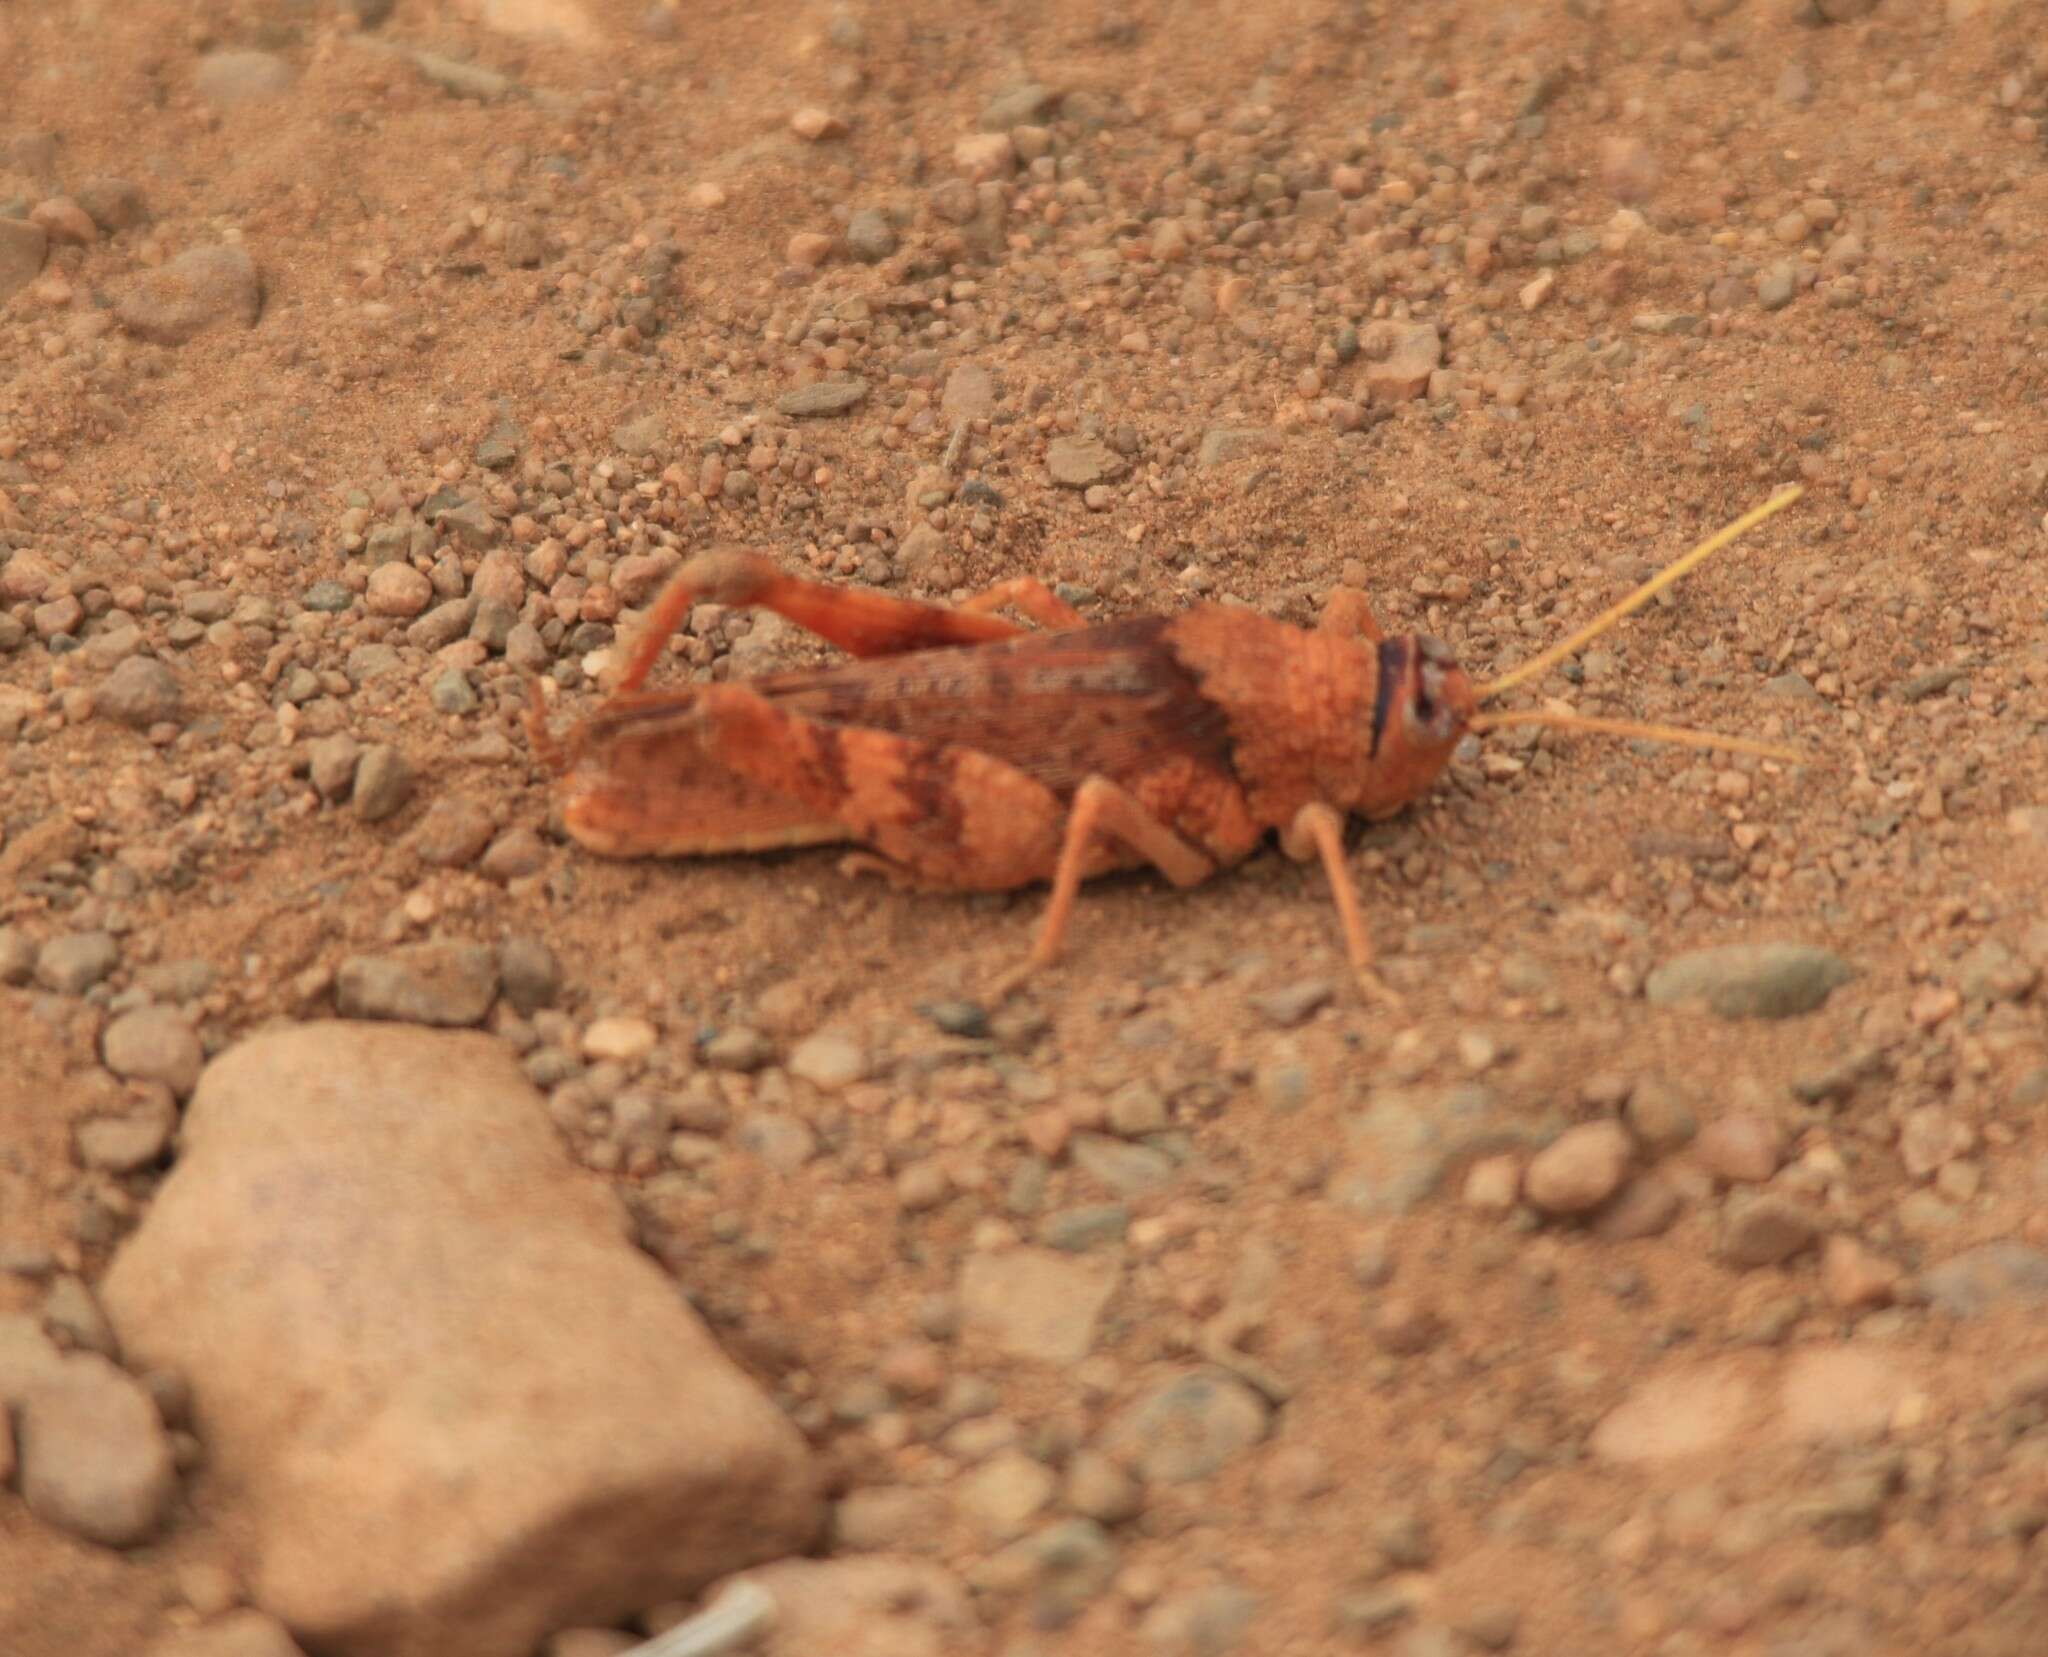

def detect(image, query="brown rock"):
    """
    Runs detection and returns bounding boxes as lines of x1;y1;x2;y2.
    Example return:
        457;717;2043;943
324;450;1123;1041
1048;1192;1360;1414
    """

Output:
1720;1193;1818;1268
1363;322;1442;405
1591;1358;1762;1464
99;1022;822;1657
1524;1121;1634;1215
30;195;97;245
75;177;150;232
1694;1114;1785;1183
1821;1236;1899;1309
16;1352;179;1547
115;246;262;344
102;1005;206;1099
410;799;494;868
1777;1345;1916;1445
1592;1172;1682;1241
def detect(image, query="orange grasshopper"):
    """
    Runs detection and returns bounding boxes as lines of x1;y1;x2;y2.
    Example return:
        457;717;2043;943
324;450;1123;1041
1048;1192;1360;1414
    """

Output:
528;488;1803;999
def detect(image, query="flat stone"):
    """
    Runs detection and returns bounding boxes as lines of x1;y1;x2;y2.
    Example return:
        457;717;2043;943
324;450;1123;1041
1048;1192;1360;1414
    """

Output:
941;364;996;420
777;378;869;418
100;1022;822;1657
16;1352;178;1547
1778;1345;1917;1445
1911;1243;2048;1318
1196;427;1278;467
1645;943;1854;1019
1046;435;1126;488
1591;1358;1762;1464
115;245;261;344
1363;322;1443;404
959;1247;1119;1364
335;943;499;1027
1247;978;1333;1026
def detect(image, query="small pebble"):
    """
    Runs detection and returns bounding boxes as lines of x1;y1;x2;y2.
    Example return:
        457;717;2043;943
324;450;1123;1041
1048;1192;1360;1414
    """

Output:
1524;1122;1633;1215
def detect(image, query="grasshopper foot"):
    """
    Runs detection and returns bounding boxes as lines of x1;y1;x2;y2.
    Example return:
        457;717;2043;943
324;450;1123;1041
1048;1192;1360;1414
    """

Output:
1354;964;1406;1009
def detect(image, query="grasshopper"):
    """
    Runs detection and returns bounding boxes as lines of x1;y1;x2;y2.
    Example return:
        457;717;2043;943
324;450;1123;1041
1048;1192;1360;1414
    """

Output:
528;488;1803;999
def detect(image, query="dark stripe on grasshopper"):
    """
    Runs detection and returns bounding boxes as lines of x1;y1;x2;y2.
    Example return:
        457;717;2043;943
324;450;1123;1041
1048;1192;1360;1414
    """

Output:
1369;637;1408;759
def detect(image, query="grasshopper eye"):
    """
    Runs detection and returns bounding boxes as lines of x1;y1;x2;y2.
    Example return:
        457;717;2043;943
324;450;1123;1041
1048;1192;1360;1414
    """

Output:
1405;654;1462;746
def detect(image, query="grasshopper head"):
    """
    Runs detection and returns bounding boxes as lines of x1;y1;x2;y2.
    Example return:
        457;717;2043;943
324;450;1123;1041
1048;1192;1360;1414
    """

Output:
1399;633;1477;752
1347;633;1476;820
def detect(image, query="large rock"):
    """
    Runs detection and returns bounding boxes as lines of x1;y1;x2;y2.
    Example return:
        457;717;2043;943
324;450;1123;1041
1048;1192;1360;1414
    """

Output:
100;1022;822;1657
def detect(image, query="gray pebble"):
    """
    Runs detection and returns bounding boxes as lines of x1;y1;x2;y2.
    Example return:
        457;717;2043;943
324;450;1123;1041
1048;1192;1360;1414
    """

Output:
778;378;870;418
352;744;414;822
846;208;898;262
335;943;500;1027
736;1114;817;1172
1757;263;1798;311
301;580;353;613
17;1353;178;1547
73;177;149;233
96;656;183;729
1141;1584;1260;1655
703;1026;774;1071
307;735;361;802
1247;979;1334;1027
1105;1369;1270;1483
430;669;480;715
1719;1192;1819;1268
36;931;119;996
72;1093;177;1174
101;1005;204;1098
1070;1135;1174;1197
411;799;494;868
498;936;560;1013
1910;1244;2048;1318
505;622;550;672
1037;1203;1130;1251
1645;943;1853;1019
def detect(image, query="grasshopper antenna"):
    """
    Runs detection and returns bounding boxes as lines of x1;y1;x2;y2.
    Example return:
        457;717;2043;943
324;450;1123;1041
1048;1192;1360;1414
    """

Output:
1471;485;1806;763
1479;486;1803;703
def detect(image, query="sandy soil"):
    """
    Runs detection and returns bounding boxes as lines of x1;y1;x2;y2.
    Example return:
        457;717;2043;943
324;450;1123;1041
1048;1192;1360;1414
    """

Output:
5;0;2048;1652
